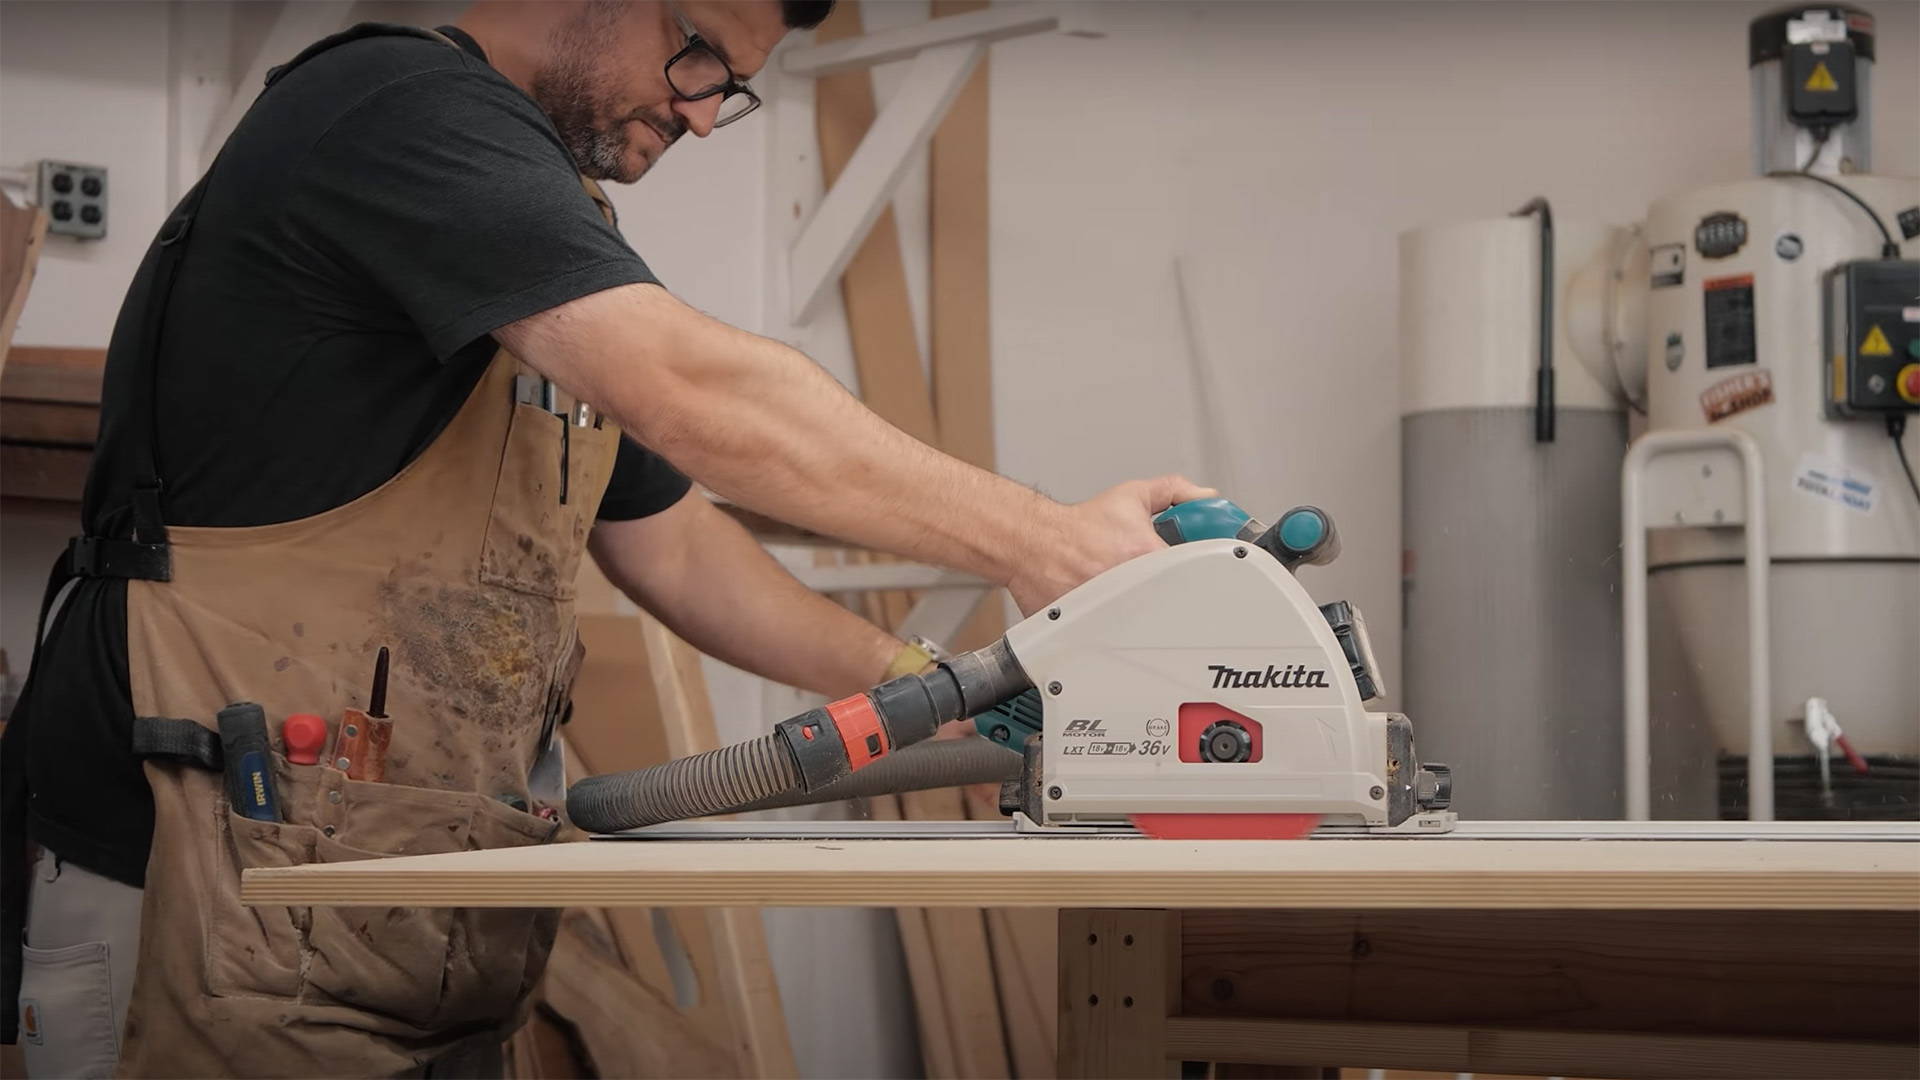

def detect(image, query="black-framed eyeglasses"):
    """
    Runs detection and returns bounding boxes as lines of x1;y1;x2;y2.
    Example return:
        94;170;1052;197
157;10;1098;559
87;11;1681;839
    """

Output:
666;10;760;127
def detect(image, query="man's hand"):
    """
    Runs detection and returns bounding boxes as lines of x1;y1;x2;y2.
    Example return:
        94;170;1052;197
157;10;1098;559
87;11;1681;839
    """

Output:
1007;475;1216;615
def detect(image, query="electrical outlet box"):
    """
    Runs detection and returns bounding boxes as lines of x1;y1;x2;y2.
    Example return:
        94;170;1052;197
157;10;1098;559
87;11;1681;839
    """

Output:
37;160;108;239
1824;258;1920;417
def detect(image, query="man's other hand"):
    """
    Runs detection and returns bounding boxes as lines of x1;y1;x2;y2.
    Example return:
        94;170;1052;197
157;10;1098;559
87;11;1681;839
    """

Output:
1007;475;1216;615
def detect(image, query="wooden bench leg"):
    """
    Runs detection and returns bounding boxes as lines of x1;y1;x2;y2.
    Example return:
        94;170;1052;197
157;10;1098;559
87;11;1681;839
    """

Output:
1058;909;1180;1078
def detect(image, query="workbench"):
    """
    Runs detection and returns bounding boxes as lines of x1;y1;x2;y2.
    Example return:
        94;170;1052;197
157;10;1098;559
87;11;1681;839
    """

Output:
243;821;1920;1079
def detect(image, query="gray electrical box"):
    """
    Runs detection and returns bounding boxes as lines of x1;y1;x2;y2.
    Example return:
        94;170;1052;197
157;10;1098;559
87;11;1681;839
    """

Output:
1824;258;1920;417
37;160;108;239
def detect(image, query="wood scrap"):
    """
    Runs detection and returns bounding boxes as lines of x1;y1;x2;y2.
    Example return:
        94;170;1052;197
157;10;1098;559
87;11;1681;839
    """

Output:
629;613;800;1078
925;2;1058;1070
0;197;48;371
811;6;1018;1073
540;908;735;1077
522;613;797;1078
814;1;940;452
867;793;962;1077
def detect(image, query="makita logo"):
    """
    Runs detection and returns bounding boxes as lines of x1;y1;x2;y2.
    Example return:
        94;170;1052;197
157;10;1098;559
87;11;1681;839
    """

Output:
1209;664;1329;690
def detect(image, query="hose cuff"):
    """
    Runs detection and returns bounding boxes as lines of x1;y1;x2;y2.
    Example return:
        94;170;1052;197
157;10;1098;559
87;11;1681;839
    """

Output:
775;707;853;792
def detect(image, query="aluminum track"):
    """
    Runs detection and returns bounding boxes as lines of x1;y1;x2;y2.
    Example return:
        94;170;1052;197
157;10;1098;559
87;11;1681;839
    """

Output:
600;819;1920;842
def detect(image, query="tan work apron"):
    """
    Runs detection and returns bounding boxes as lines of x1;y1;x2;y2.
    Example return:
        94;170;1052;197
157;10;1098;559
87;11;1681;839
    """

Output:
107;26;623;1077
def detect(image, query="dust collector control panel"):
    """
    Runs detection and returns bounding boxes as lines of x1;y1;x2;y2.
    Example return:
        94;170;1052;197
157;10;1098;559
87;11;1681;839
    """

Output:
1825;258;1920;417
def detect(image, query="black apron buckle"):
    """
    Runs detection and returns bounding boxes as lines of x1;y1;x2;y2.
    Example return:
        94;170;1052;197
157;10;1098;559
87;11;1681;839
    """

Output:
66;535;172;582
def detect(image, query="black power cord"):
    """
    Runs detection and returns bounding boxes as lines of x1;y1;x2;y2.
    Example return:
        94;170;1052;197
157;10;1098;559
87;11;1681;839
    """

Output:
1767;168;1902;257
1891;416;1920;510
1800;126;1831;173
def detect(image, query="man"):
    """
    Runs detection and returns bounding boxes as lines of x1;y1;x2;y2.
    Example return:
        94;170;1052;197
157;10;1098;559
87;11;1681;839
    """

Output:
0;2;1206;1075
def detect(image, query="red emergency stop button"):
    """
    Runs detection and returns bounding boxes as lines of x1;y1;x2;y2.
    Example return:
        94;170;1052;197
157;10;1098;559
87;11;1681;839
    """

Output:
1900;363;1920;405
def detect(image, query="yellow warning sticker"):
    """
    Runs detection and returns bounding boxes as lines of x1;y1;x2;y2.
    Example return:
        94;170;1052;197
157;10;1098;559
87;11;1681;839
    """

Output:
1805;62;1839;92
1860;324;1893;356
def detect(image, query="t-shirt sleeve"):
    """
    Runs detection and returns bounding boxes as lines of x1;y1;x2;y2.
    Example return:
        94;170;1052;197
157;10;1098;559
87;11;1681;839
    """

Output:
287;67;656;360
597;435;694;521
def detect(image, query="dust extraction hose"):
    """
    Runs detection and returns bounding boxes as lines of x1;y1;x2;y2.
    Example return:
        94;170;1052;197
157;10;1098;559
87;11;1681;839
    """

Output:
566;640;1031;833
731;736;1021;814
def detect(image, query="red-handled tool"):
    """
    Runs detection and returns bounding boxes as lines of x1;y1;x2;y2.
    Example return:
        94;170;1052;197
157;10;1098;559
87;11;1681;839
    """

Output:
282;714;328;766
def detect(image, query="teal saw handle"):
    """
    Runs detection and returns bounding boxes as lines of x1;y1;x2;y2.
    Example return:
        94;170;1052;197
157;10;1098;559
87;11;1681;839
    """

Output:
1153;497;1260;544
1154;498;1340;570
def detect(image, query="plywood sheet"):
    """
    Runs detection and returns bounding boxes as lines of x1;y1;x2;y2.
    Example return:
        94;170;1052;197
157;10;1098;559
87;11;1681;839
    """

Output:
244;837;1920;911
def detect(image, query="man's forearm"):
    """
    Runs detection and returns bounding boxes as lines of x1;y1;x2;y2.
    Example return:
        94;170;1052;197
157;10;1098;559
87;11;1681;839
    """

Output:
501;285;1068;589
589;499;904;699
500;283;1208;614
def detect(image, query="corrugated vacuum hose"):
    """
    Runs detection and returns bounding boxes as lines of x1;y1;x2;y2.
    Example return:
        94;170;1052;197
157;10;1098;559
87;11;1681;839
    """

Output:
566;641;1032;833
730;736;1021;814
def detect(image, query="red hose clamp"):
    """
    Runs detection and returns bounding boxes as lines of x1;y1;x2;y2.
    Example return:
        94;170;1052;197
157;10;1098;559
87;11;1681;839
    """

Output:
825;694;889;771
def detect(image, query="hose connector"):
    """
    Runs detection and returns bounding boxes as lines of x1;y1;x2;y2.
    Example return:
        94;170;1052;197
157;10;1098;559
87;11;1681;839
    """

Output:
775;639;1031;794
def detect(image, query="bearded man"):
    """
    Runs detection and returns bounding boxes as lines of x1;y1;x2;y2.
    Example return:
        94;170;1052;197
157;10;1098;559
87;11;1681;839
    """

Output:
0;3;1206;1074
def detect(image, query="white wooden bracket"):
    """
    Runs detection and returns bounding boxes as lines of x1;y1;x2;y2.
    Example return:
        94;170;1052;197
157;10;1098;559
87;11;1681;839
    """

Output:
782;4;1089;324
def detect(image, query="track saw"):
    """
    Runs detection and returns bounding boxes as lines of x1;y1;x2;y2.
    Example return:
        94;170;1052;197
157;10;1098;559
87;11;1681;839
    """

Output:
567;499;1454;839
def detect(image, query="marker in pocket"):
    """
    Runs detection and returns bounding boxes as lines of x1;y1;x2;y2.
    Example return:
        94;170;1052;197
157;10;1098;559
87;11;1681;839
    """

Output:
218;701;280;822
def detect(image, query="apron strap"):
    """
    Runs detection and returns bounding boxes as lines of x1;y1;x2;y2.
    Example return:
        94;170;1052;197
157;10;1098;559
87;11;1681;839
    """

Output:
74;178;207;576
130;717;224;772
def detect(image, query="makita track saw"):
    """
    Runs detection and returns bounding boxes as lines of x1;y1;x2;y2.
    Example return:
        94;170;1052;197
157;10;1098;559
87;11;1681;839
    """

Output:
567;498;1454;840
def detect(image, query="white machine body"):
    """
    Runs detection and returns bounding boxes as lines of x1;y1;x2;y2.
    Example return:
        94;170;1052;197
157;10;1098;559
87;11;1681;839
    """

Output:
1642;176;1919;565
1004;539;1401;827
1632;176;1919;757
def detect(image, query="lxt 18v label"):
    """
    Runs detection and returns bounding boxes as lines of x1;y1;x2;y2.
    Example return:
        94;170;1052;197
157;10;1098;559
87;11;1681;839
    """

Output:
1703;274;1757;369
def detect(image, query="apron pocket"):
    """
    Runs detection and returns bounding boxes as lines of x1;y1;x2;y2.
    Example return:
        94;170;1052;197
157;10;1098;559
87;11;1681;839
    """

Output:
480;403;585;599
210;811;315;999
478;401;619;599
302;830;455;1028
432;789;563;1026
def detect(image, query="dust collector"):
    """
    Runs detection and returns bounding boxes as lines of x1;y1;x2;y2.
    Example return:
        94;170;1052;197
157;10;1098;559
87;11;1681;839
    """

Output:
1401;4;1918;821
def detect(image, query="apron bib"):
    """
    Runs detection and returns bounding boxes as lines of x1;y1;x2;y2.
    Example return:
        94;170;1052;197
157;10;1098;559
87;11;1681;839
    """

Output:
81;25;623;1076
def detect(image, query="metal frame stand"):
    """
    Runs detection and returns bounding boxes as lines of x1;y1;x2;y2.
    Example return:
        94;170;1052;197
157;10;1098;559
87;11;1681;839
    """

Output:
1621;428;1773;821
